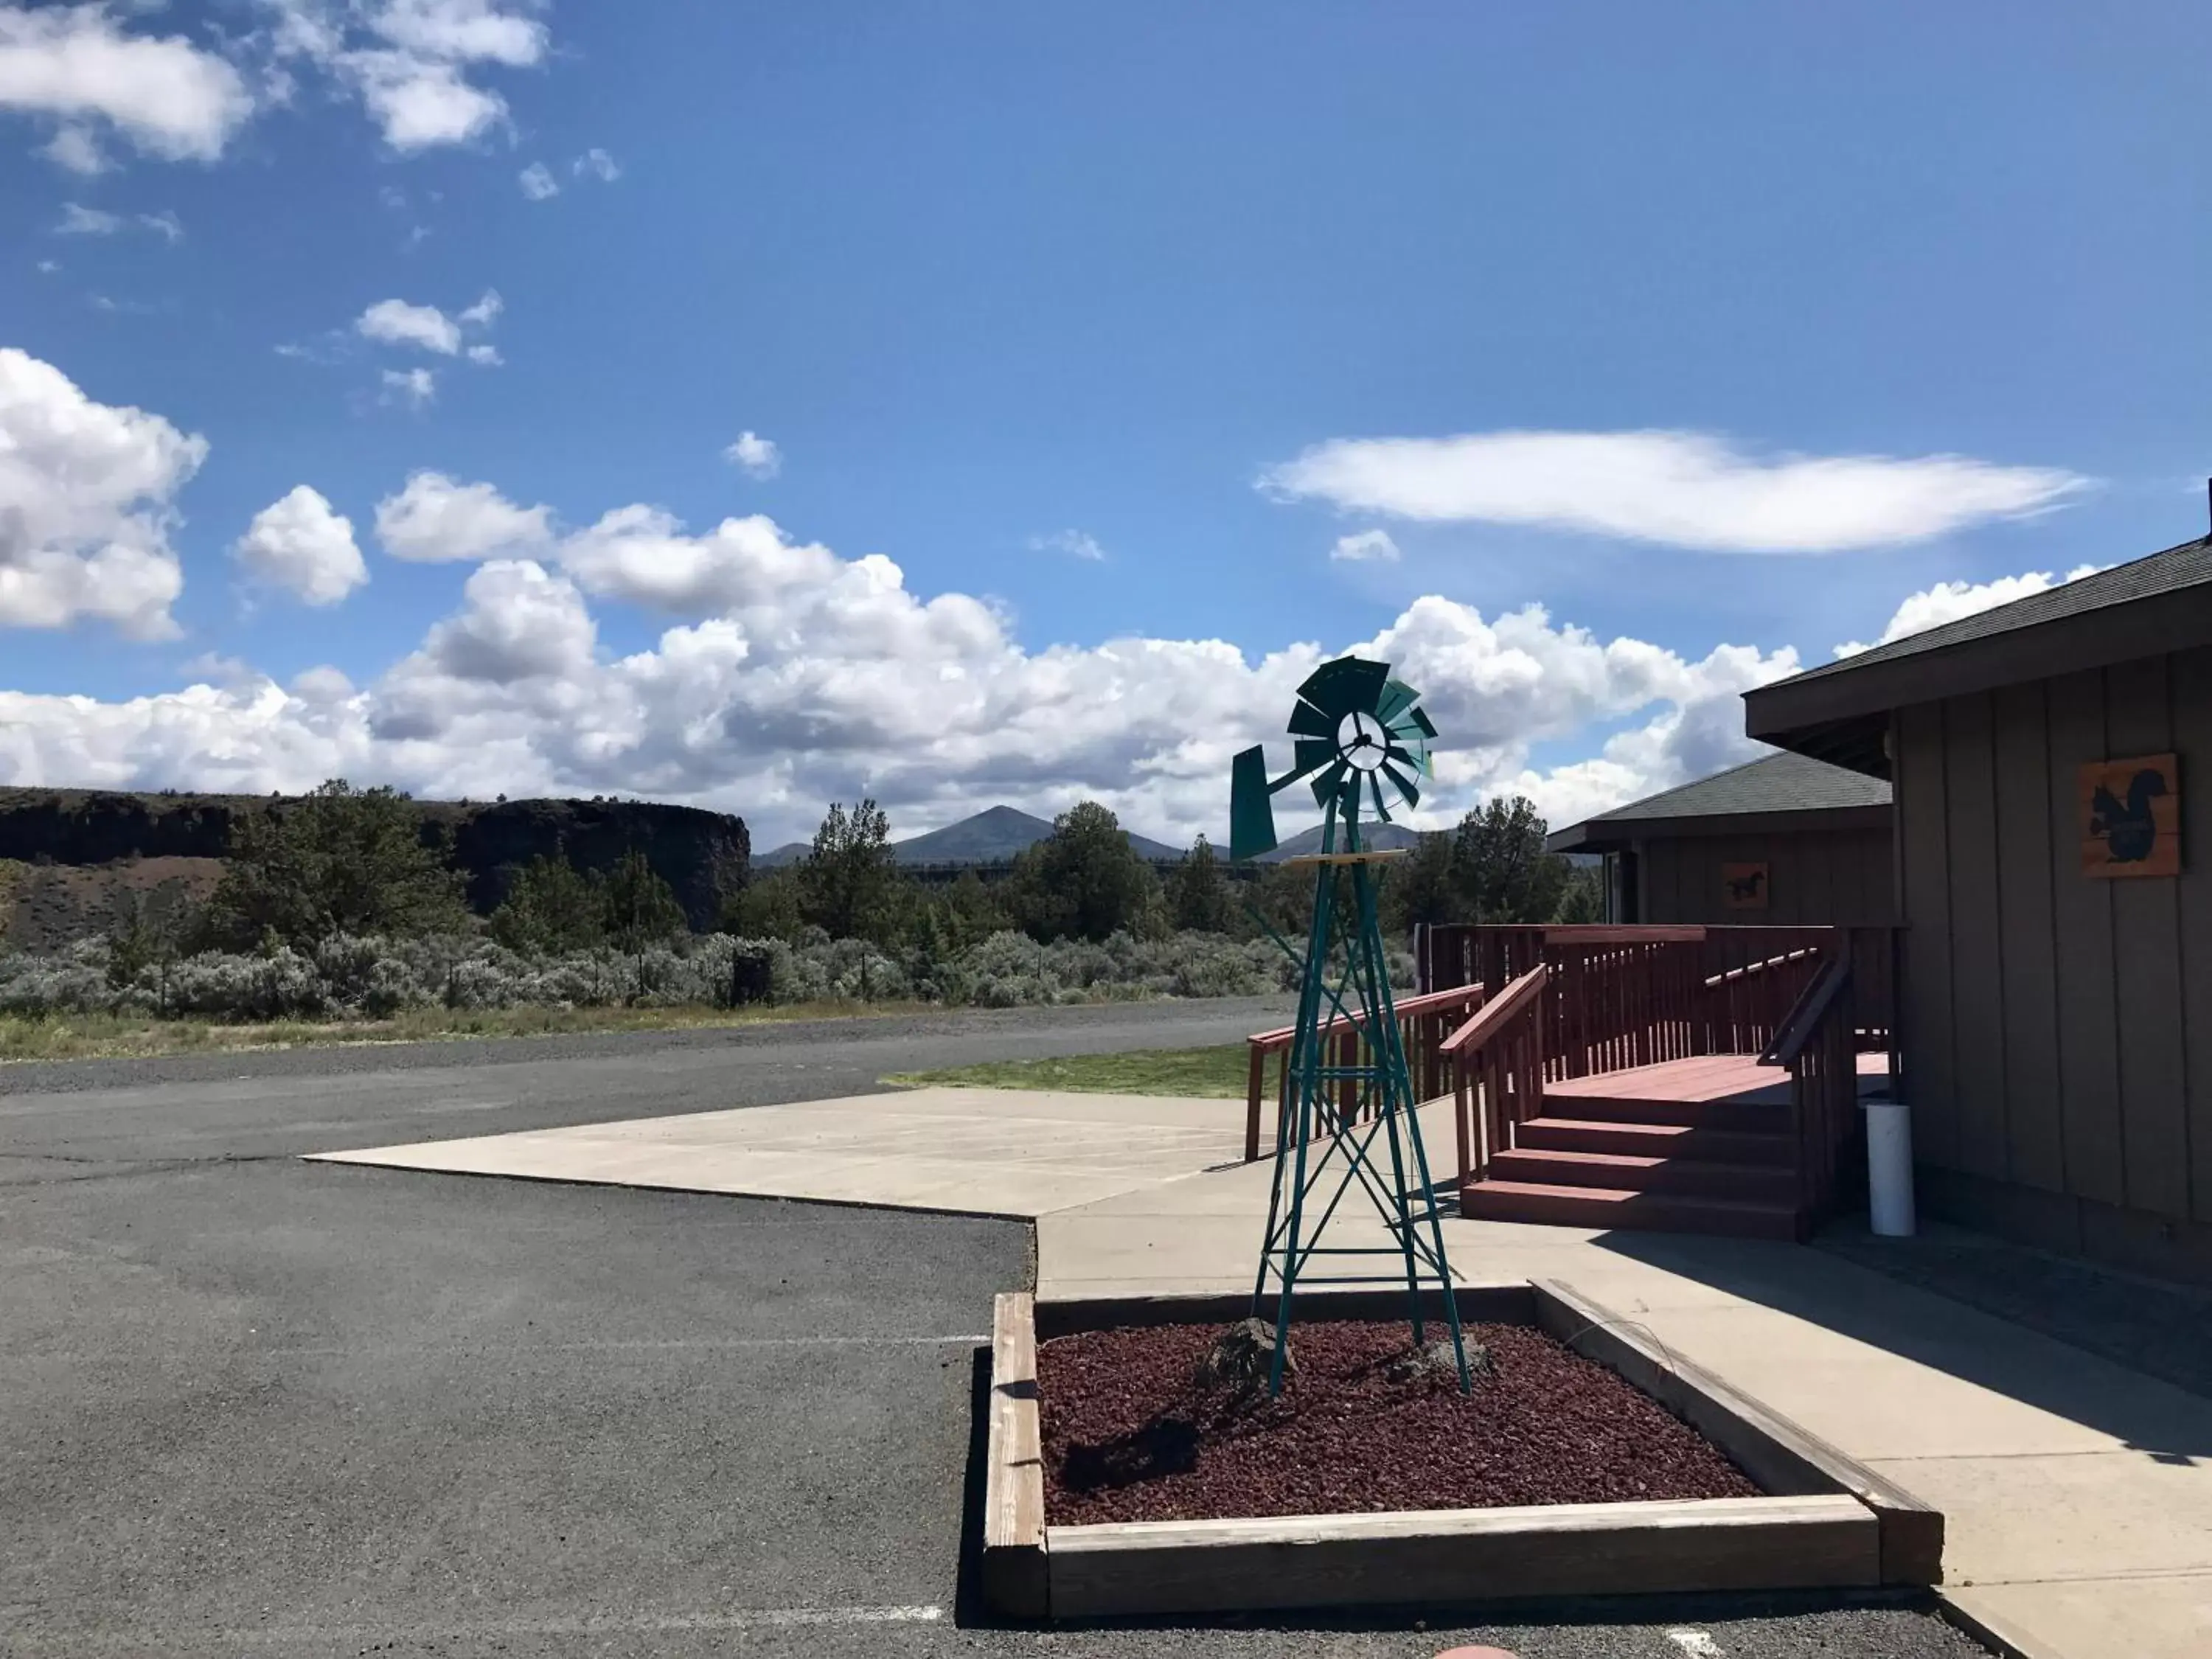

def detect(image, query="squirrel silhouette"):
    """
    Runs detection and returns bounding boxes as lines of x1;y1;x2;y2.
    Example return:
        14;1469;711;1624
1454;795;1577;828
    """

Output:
2089;768;2167;863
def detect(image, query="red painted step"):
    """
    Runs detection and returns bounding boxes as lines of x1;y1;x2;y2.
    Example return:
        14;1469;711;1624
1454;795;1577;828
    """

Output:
1486;1146;1800;1202
1458;1178;1803;1240
1537;1092;1792;1132
1514;1116;1797;1166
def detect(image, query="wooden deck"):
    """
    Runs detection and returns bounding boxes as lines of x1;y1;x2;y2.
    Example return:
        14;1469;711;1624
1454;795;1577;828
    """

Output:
1545;1051;1891;1107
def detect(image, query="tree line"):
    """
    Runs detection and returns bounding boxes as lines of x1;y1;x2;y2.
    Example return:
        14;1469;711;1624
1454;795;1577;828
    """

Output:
98;779;1599;975
723;793;1600;952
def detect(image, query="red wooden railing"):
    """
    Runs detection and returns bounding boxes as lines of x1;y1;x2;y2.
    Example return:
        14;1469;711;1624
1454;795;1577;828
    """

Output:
1442;964;1548;1187
1415;923;1899;1067
1762;953;1860;1220
1242;981;1487;1161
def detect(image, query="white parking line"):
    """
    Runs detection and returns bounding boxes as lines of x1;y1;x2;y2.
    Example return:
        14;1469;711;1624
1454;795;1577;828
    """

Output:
69;1607;949;1646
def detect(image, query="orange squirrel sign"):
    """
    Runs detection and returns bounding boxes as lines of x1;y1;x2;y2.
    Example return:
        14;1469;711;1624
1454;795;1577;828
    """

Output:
2079;753;2180;878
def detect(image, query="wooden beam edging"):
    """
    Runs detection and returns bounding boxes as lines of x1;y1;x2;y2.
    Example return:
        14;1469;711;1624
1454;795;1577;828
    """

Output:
988;1282;1941;1620
982;1292;1047;1619
1529;1279;1942;1587
1045;1493;1873;1618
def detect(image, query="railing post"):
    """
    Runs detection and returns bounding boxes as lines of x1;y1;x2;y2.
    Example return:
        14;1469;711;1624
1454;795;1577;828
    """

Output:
1244;1041;1266;1163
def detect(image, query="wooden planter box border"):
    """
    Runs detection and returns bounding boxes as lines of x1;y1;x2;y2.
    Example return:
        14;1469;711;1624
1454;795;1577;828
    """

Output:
983;1281;1941;1621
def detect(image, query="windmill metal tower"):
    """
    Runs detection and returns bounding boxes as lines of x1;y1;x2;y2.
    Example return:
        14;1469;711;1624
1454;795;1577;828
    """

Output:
1231;655;1470;1395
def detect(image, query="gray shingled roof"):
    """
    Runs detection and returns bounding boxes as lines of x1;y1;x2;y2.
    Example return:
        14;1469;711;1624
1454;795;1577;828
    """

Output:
1776;535;2212;689
1575;749;1891;827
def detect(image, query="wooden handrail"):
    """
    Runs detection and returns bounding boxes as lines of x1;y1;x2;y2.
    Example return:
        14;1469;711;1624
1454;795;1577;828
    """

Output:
1241;978;1489;1161
1538;925;1705;944
1761;955;1851;1065
1446;964;1549;1191
1441;964;1548;1054
1245;980;1488;1048
1705;946;1820;989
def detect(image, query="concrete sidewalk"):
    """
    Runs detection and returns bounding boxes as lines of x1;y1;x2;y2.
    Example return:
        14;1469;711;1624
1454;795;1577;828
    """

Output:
1039;1102;2212;1659
310;1085;1245;1219
321;1090;2209;1658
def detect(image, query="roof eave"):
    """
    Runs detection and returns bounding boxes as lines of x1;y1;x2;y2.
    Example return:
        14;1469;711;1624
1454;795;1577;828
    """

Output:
1551;801;1892;852
1747;582;2212;751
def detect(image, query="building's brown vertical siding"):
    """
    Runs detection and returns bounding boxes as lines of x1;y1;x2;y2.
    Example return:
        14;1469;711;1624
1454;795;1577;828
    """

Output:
1895;647;2210;1279
1632;826;1894;926
1896;700;1959;1171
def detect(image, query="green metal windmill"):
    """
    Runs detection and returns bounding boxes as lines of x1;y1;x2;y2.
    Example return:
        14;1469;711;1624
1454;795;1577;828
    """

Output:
1231;654;1470;1395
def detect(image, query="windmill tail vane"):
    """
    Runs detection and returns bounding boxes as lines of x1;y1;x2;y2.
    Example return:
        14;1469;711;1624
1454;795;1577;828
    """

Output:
1228;653;1470;1397
1229;655;1436;862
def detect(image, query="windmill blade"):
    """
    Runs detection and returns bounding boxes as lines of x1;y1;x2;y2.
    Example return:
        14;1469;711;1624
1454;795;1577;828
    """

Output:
1287;699;1335;739
1382;738;1430;774
1368;775;1391;822
1387;705;1438;742
1381;759;1422;806
1376;679;1419;724
1309;757;1350;810
1290;738;1336;782
1229;745;1278;861
1295;656;1390;723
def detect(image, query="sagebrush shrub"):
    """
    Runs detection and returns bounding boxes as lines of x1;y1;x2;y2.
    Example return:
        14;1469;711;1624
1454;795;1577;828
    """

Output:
0;925;1408;1024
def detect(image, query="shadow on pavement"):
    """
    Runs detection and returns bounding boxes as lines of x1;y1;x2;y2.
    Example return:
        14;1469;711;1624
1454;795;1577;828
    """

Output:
1591;1225;2212;1464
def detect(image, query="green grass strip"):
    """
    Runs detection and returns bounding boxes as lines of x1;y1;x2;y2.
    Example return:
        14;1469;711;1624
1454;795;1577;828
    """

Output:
886;1043;1250;1098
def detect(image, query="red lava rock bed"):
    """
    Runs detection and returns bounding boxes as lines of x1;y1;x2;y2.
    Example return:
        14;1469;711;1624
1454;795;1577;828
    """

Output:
1037;1318;1761;1526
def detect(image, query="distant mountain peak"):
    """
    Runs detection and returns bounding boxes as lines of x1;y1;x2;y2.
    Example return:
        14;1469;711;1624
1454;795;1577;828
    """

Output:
753;803;1187;869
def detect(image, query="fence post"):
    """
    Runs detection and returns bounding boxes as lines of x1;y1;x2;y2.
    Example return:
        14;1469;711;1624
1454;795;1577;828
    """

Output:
1244;1043;1265;1163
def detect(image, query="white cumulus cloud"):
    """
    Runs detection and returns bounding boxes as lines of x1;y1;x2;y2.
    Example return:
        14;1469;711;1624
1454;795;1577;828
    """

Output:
41;122;105;173
518;159;557;199
379;366;436;408
0;465;1812;845
55;201;119;234
232;484;368;606
1261;429;2092;554
357;296;462;354
1833;563;2107;657
265;0;549;153
723;431;782;479
53;201;180;240
1029;529;1106;562
0;346;203;638
572;145;617;181
0;3;253;165
1330;529;1399;563
375;470;553;561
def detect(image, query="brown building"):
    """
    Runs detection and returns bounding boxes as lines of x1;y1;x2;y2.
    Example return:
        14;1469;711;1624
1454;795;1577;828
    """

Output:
1747;535;2212;1284
1548;750;1895;926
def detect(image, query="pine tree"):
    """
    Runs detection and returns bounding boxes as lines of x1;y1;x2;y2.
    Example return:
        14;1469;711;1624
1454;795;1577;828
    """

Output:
1166;835;1231;933
601;848;686;953
490;854;605;951
799;799;903;944
199;779;468;948
1008;801;1159;942
1452;796;1571;923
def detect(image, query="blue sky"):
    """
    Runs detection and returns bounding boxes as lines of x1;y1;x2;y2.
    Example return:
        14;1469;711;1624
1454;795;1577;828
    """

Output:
2;2;2207;846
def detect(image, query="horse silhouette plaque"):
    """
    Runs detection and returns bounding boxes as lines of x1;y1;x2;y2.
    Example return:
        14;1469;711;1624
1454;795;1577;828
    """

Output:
1722;861;1770;909
2079;753;2180;878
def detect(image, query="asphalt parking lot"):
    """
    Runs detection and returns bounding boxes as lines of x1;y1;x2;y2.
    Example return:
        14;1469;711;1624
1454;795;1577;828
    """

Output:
1;1003;1990;1658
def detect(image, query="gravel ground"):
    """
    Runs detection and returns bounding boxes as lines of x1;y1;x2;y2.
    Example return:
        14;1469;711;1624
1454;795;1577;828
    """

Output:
0;1004;1992;1658
1041;1320;1755;1524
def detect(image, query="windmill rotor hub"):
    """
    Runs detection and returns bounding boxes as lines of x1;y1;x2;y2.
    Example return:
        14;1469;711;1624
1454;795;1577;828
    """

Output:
1338;709;1388;771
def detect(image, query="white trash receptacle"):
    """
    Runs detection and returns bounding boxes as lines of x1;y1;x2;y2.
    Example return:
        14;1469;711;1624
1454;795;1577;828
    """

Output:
1864;1099;1916;1237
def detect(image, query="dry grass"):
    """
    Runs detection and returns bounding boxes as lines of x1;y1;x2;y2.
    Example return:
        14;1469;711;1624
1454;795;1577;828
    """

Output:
885;1043;1251;1098
0;999;902;1065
